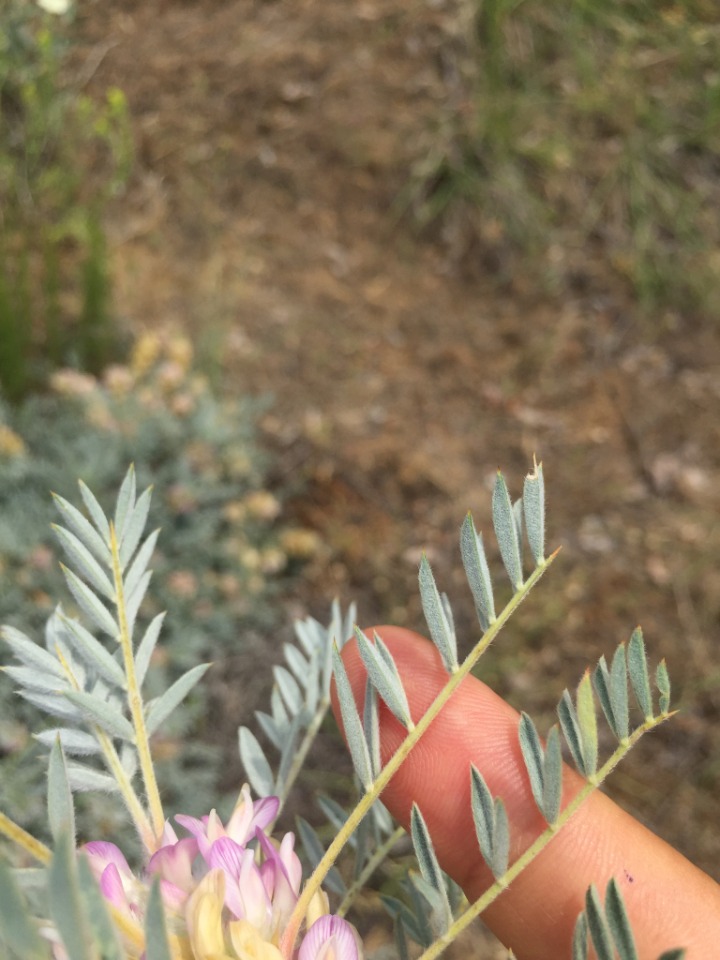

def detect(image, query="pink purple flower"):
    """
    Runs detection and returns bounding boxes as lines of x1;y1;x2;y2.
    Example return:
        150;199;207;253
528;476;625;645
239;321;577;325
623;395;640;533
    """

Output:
81;786;362;960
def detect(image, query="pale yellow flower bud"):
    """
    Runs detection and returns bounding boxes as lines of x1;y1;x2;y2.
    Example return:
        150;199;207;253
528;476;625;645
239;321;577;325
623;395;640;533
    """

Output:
228;919;284;960
305;889;330;929
187;869;227;958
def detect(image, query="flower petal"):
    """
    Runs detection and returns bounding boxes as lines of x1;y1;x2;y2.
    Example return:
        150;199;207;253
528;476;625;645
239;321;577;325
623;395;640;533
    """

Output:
298;916;361;960
226;786;280;847
186;869;227;957
147;836;199;892
83;841;133;879
99;863;132;913
228;919;284;960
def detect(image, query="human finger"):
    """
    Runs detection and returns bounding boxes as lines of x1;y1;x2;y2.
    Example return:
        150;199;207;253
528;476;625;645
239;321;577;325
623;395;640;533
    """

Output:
333;626;720;960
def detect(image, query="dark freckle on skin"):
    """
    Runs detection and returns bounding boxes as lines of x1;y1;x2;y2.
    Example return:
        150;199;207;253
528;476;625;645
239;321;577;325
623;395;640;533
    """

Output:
624;869;635;883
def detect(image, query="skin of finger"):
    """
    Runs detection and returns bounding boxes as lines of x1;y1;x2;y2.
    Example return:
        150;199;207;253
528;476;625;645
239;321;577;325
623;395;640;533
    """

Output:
333;627;720;960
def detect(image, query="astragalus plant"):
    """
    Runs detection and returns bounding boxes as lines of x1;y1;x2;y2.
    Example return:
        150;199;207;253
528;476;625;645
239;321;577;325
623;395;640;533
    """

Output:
0;463;682;959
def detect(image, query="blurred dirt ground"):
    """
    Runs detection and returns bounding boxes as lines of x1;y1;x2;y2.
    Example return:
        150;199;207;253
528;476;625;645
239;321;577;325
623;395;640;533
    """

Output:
75;0;719;903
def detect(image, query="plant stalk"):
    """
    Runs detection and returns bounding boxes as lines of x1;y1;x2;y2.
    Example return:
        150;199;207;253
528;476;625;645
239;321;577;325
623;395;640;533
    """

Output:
110;523;165;846
280;550;559;958
415;712;672;960
0;810;51;864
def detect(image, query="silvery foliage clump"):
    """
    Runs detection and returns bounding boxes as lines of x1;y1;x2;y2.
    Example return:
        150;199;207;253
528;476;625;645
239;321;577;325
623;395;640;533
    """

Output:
0;464;683;959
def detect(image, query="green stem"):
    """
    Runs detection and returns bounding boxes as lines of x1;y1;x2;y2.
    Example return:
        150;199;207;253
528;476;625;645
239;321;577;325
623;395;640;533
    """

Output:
415;713;673;960
280;551;559;958
55;636;156;852
337;825;405;918
95;728;156;853
0;810;51;864
110;523;165;846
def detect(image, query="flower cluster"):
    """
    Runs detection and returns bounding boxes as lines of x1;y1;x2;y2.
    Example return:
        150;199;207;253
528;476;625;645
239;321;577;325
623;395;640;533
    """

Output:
80;786;360;960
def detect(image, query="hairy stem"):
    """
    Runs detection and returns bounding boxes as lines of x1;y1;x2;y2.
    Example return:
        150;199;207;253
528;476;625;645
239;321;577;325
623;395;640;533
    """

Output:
280;550;559;958
110;523;164;846
55;639;156;852
415;712;673;960
0;810;51;864
96;729;156;853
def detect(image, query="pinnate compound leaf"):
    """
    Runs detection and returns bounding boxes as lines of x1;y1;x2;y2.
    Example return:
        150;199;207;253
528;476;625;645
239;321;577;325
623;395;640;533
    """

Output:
381;895;430;949
512;498;524;565
239;727;274;796
35;728;101;756
491;798;510;878
79;479;111;543
592;656;615;737
144;877;173;960
356;628;412;729
119;486;153;569
394;915;411;960
522;459;545;565
609;644;630;741
61;565;118;637
61;617;126;689
628;627;653;719
274;665;302;714
52;524;115;601
656;660;671;715
585;885;614;960
49;831;92;960
3;665;68;695
519;712;544;812
0;860;47;959
363;679;382;780
52;492;111;566
571;913;588;960
576;670;598;777
135;612;166;689
20;689;83;723
332;643;373;789
542;725;563;825
492;471;523;590
114;465;137;544
66;762;121;794
124;570;152;635
470;765;494;869
418;555;459;672
604;878;639;960
48;738;76;845
76;855;124;960
2;625;66;678
271;686;289;730
409;873;451;937
284;643;310;685
410;804;452;933
124;529;160;601
276;712;303;791
558;689;586;775
255;711;283;751
144;663;210;735
470;766;508;877
64;690;134;741
460;513;495;631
